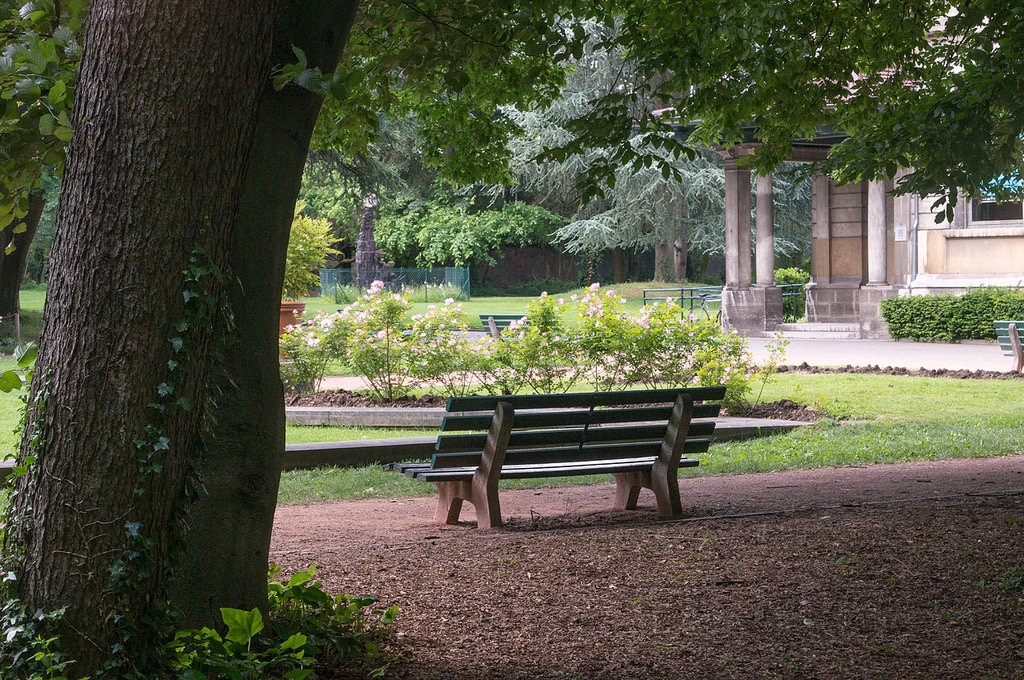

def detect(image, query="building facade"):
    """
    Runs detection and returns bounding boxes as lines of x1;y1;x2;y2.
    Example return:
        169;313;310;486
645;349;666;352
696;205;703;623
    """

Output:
720;145;1024;338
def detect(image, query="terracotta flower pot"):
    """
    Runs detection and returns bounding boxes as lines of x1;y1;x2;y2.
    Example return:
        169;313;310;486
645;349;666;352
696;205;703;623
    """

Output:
279;300;307;336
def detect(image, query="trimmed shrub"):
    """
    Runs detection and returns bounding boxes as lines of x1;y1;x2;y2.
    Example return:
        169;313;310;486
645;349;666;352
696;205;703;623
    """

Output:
881;287;1024;341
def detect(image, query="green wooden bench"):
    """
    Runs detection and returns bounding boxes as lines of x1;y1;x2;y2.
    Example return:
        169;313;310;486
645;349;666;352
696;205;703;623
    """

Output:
994;320;1024;373
385;386;725;528
479;313;527;339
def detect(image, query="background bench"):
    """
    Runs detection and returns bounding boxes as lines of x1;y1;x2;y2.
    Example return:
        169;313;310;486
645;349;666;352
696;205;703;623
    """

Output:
479;313;526;338
994;320;1024;373
386;386;725;528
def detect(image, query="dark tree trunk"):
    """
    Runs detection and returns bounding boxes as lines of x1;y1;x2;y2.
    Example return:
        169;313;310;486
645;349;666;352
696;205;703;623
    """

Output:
5;2;280;673
169;0;359;629
654;240;671;282
673;238;689;282
612;246;626;283
697;253;710;282
0;191;44;317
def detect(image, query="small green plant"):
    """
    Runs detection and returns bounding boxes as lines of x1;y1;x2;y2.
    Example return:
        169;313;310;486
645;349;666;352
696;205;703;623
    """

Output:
283;201;340;301
0;599;75;680
1000;565;1024;595
168;606;313;679
168;565;398;678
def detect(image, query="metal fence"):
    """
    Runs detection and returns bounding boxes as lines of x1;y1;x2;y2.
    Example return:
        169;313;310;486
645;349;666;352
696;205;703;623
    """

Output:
642;286;723;321
642;284;808;323
779;283;807;322
319;267;471;303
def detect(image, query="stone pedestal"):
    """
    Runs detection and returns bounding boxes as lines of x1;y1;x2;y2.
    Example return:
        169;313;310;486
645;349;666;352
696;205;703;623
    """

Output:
721;286;783;337
859;285;897;339
805;283;862;323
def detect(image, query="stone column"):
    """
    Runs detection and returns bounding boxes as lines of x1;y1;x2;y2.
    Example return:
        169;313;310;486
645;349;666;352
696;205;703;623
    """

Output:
723;157;751;289
755;173;775;286
867;179;887;285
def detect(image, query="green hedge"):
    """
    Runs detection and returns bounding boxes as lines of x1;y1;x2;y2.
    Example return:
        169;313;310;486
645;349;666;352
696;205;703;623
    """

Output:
881;288;1024;341
774;267;810;322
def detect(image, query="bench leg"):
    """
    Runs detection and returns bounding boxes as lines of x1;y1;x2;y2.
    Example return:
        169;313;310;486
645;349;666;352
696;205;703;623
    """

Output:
613;468;683;519
432;479;504;529
650;459;683;519
612;471;645;510
434;481;469;524
432;401;513;529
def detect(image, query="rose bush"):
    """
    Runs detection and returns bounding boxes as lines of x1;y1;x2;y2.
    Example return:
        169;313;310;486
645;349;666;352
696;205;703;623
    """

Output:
280;282;778;407
279;312;345;393
408;298;479;398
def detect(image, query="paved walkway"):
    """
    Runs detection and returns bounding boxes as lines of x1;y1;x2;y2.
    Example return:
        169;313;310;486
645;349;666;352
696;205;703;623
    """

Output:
746;336;1009;372
320;337;1010;393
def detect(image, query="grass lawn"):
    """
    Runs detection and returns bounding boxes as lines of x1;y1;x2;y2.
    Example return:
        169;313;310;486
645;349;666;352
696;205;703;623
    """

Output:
275;372;1024;504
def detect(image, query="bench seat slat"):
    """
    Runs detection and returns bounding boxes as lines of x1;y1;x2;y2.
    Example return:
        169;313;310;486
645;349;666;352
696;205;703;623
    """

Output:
435;421;716;452
433;442;662;467
383;461;431;474
412;456;700;483
431;437;712;468
432;438;712;471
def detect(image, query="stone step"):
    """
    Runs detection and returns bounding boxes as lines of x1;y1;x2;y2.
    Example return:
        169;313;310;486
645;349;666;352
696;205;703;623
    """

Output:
775;323;862;339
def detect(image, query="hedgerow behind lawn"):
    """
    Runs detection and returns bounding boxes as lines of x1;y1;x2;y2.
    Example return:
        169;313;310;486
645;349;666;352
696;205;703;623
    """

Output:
275;373;1024;504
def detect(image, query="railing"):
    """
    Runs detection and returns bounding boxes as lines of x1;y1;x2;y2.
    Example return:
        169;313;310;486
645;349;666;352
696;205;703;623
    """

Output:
779;283;807;322
643;284;807;323
642;286;723;321
319;267;471;303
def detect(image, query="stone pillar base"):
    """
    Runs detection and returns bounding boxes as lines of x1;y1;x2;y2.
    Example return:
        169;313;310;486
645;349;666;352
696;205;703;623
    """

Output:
859;285;897;339
805;283;861;323
721;286;783;337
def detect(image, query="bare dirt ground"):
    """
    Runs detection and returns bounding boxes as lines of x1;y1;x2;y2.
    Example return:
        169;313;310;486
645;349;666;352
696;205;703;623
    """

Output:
271;455;1024;680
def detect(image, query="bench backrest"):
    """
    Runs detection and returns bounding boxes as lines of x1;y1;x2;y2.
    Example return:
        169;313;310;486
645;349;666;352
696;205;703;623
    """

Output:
480;313;528;339
994;320;1024;354
433;387;725;469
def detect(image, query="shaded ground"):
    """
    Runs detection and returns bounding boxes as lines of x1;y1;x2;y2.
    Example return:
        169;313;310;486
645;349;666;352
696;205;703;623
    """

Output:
271;455;1024;679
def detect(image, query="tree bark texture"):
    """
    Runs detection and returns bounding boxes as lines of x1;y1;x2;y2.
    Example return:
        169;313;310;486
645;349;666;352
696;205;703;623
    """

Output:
0;191;44;318
6;2;280;672
673;238;688;282
169;0;359;629
612;246;626;283
653;241;671;282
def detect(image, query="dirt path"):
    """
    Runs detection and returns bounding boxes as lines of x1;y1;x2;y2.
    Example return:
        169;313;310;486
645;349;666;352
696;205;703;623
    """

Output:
271;455;1024;679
